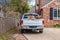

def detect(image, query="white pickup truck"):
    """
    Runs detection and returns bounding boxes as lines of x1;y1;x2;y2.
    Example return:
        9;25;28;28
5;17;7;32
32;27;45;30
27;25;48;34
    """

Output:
20;13;44;33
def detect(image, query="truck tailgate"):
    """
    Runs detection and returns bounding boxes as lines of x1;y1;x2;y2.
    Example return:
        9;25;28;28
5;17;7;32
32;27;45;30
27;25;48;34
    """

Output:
22;19;44;26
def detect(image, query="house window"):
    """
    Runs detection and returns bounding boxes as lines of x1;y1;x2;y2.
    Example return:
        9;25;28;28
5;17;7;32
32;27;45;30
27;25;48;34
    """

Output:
50;8;60;20
58;9;60;19
53;8;60;20
53;8;58;20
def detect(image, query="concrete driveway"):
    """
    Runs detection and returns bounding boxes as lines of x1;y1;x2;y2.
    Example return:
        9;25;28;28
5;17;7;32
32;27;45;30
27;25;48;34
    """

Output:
24;28;60;40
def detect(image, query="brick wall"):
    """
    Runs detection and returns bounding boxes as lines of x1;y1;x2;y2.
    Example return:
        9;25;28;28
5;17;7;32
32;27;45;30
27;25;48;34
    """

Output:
43;1;60;27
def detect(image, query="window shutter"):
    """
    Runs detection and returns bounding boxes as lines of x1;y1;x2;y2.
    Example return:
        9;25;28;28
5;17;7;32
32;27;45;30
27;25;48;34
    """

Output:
50;8;53;20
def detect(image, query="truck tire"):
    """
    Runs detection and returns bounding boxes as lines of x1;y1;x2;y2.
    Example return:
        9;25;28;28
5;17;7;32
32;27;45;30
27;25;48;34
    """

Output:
21;29;25;33
39;29;43;33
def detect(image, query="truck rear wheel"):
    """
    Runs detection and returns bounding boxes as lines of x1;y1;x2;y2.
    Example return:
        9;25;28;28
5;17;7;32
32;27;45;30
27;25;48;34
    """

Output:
39;31;43;33
21;29;25;33
39;29;43;33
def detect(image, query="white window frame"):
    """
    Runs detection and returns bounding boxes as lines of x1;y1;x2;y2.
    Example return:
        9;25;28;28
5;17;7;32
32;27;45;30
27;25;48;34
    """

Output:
53;8;60;20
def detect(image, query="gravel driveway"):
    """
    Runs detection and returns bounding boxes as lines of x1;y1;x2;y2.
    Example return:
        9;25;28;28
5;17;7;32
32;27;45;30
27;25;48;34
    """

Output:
24;28;60;40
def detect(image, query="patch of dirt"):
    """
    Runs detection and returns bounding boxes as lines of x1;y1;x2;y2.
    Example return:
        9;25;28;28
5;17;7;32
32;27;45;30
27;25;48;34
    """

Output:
13;33;27;40
0;27;27;40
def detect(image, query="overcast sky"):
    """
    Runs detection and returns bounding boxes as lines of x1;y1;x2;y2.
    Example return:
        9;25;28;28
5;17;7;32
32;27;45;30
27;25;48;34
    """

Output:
28;0;35;8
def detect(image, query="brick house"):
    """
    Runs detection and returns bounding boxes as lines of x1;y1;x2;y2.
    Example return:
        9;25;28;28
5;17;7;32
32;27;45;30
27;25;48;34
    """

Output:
36;0;60;27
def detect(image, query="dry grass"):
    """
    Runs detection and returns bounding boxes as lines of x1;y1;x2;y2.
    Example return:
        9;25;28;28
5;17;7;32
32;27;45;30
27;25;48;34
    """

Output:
0;27;18;40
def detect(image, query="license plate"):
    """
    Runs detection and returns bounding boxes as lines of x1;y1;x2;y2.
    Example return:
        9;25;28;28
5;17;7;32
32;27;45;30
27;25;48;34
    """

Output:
29;26;37;28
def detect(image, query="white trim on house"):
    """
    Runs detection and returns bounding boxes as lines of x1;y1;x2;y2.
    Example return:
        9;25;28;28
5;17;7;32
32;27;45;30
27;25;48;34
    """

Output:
41;0;55;8
53;8;60;20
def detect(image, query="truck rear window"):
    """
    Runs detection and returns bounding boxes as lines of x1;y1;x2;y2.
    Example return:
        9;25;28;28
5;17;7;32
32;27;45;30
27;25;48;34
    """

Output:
24;14;38;19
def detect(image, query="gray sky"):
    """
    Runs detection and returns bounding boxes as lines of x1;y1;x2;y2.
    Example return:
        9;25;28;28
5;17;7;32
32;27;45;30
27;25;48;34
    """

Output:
28;0;35;8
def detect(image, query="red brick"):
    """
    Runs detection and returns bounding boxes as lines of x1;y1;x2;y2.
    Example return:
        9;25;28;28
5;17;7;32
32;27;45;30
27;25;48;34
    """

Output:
37;0;60;27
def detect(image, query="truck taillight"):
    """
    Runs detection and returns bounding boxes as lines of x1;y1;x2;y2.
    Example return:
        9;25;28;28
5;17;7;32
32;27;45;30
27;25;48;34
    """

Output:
20;20;23;25
42;21;44;24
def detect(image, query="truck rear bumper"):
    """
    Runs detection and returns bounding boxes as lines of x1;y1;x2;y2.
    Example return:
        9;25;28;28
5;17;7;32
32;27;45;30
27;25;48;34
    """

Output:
21;25;44;30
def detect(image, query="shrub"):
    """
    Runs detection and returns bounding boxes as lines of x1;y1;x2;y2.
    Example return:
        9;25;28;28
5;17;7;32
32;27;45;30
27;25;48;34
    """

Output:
53;24;60;28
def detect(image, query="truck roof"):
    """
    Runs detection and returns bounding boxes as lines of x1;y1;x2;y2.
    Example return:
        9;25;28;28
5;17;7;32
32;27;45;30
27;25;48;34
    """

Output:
24;13;38;15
